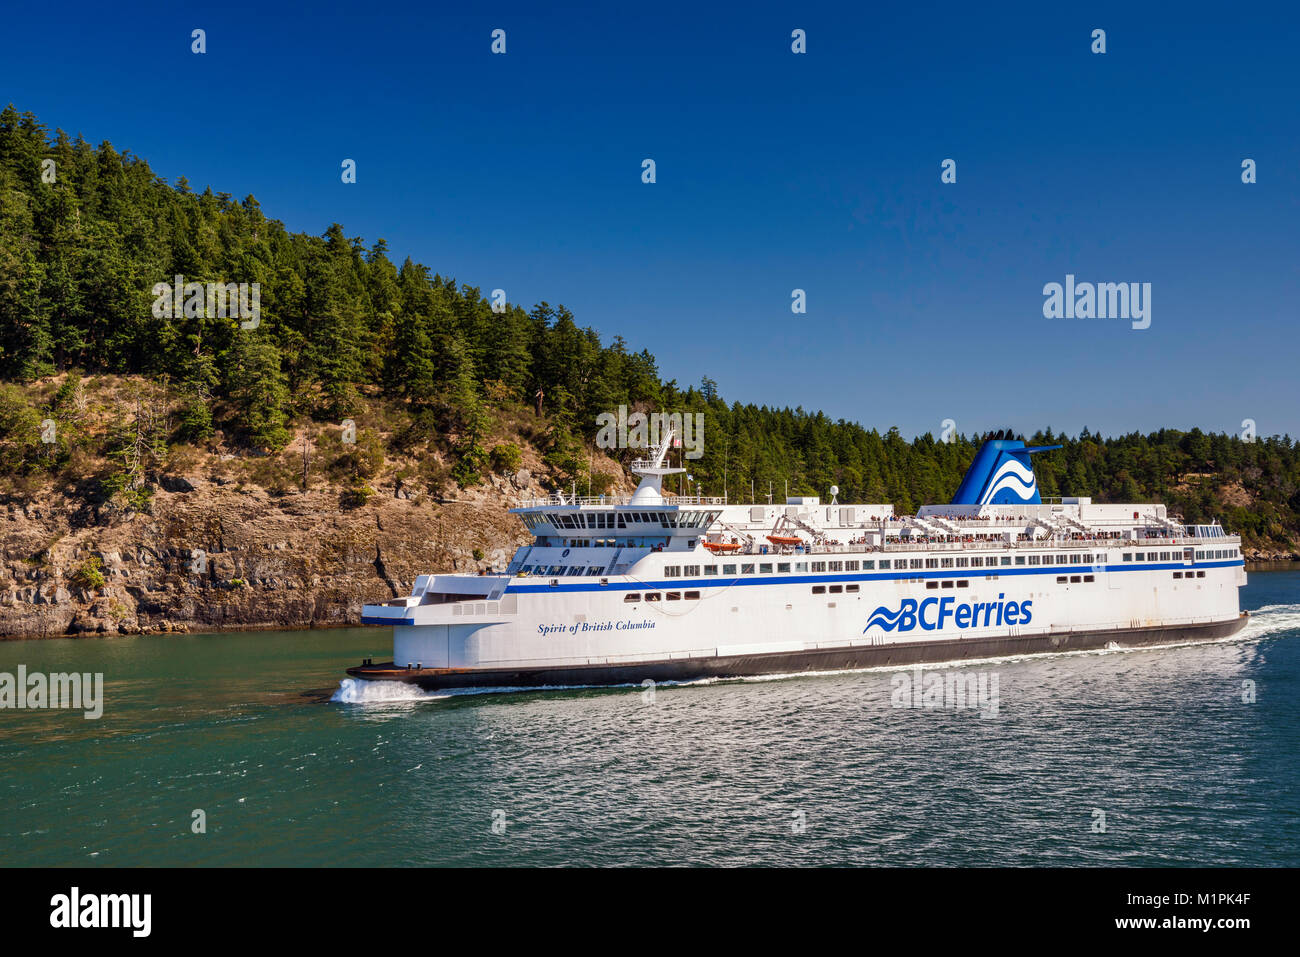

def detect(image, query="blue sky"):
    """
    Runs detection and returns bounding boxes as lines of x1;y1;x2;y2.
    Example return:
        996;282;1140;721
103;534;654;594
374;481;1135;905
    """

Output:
5;1;1298;439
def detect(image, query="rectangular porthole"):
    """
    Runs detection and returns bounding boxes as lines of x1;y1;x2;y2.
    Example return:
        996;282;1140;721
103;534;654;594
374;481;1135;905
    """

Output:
624;593;640;602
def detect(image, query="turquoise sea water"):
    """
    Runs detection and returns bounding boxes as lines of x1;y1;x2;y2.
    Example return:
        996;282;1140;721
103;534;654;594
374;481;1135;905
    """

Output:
1;571;1297;866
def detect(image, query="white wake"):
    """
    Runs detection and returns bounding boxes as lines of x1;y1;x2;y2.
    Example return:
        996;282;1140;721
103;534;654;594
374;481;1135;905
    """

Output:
1240;603;1300;641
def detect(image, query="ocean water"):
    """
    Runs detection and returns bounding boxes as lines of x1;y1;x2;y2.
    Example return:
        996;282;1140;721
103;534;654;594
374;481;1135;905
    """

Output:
1;571;1297;867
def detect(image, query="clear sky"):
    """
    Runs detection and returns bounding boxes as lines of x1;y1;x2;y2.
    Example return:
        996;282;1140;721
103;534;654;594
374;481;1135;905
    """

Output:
5;1;1298;439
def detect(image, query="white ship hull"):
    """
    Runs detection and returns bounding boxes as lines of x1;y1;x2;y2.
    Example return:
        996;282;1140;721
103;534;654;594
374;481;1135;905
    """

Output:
353;556;1248;688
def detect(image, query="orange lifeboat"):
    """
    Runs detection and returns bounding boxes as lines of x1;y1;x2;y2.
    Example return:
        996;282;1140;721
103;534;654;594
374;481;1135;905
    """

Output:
704;541;742;553
766;535;803;547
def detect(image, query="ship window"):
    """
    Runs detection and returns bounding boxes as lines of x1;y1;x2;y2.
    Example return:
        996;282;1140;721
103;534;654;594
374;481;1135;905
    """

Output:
796;562;809;571
941;557;954;568
830;561;843;571
759;563;773;574
624;593;641;602
1084;575;1094;582
845;561;859;571
1197;570;1206;578
1135;552;1145;561
741;563;755;575
956;580;969;588
548;565;565;575
925;558;938;569
910;559;923;569
926;581;939;589
522;565;535;573
955;558;969;567
645;593;662;601
1028;555;1040;565
666;592;681;601
587;568;604;576
1123;553;1132;561
684;591;700;600
723;564;737;575
1001;557;1012;566
812;562;827;572
829;585;843;594
683;565;701;576
1056;555;1069;564
778;563;791;572
879;560;890;569
942;580;954;588
1173;571;1182;579
1056;576;1068;583
862;560;874;569
1070;575;1081;583
1039;555;1051;565
664;566;680;577
812;585;826;594
703;565;718;575
971;558;983;567
846;584;859;593
1015;556;1026;565
568;567;585;576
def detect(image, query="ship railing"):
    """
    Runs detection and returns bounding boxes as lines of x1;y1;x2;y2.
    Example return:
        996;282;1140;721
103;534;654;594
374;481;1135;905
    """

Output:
516;493;728;508
784;535;1236;555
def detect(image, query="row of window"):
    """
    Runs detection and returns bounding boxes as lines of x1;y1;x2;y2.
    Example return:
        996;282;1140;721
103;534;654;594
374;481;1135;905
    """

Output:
623;591;702;602
520;565;604;576
622;570;1213;601
658;553;1095;577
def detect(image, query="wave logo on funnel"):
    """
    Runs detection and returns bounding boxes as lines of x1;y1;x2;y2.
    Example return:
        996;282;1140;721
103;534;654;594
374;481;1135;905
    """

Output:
978;458;1037;505
949;436;1062;508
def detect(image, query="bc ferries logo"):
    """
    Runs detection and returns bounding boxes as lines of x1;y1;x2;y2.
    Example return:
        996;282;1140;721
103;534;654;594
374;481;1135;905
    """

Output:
864;594;1033;633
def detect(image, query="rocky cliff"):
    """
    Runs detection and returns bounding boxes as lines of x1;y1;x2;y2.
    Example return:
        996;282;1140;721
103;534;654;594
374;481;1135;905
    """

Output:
0;469;551;639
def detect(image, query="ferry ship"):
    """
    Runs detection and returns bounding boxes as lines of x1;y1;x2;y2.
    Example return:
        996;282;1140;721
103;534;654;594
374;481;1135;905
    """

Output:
350;431;1248;689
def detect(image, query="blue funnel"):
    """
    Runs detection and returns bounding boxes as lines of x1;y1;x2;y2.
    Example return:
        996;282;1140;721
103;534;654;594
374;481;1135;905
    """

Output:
951;439;1062;506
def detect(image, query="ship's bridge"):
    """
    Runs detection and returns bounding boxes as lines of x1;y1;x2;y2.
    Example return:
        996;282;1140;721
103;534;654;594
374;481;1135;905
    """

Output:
510;426;724;548
510;496;724;546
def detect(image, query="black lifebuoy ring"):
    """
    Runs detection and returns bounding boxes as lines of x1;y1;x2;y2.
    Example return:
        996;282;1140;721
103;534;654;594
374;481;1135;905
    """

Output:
562;548;571;558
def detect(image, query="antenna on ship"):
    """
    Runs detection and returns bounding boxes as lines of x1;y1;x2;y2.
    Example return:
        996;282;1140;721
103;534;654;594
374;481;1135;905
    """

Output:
628;423;686;505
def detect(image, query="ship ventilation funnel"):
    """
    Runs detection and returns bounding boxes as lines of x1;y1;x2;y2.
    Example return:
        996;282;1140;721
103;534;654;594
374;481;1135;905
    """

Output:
951;439;1062;507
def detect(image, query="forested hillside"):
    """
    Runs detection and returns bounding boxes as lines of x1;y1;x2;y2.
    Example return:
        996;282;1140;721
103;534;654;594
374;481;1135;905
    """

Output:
2;104;1297;555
